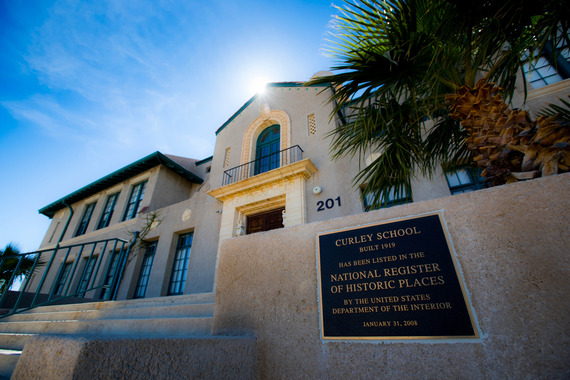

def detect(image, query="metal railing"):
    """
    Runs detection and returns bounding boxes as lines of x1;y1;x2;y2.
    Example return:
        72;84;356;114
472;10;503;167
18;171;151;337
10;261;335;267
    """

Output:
0;237;135;318
222;145;304;186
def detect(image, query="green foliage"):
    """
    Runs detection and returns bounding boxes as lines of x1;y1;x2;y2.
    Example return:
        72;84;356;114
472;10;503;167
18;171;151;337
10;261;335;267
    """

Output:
309;0;569;209
539;96;570;124
0;243;45;294
125;211;162;262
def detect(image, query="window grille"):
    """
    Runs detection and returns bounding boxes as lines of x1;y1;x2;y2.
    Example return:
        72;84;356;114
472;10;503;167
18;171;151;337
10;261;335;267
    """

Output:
362;187;412;211
122;181;147;221
134;241;157;298
97;192;119;229
446;168;486;195
168;233;193;295
523;27;570;89
224;147;231;168
308;113;317;135
74;203;96;237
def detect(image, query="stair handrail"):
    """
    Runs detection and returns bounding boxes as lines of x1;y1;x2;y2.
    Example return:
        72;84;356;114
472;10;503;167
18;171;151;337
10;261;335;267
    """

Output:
0;237;131;318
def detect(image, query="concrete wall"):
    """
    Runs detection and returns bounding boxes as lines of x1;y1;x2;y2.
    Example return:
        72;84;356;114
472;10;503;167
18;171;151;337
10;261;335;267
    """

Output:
13;335;258;380
213;173;570;379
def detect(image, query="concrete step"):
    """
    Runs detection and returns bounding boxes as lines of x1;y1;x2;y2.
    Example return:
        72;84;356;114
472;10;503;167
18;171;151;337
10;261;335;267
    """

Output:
0;293;217;378
0;317;213;337
0;302;214;322
0;334;36;351
0;349;20;379
0;334;39;379
12;292;215;315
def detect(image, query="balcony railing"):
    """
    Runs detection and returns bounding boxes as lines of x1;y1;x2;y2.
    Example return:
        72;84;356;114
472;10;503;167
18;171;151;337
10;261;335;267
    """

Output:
222;145;304;186
0;237;135;318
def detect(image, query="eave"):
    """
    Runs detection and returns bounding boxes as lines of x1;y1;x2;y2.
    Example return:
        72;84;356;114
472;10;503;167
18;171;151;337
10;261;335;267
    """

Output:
39;151;203;218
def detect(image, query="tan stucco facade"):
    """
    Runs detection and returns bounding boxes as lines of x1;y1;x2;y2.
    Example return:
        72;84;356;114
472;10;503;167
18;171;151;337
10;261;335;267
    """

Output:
13;173;569;379
31;160;221;299
5;74;570;379
29;78;570;310
213;173;570;379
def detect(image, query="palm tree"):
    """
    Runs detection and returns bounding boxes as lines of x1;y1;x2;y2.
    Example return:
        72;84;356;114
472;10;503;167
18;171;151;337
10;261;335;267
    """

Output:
0;243;43;294
309;0;569;208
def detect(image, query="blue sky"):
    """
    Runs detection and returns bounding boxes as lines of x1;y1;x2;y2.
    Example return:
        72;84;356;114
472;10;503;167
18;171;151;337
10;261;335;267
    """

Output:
0;0;339;252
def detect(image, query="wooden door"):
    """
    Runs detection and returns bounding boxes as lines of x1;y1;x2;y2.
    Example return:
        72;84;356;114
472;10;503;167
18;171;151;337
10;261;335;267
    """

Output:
246;208;285;235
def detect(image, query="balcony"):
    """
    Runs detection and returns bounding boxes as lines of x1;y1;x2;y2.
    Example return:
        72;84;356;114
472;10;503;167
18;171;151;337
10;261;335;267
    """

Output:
222;145;304;186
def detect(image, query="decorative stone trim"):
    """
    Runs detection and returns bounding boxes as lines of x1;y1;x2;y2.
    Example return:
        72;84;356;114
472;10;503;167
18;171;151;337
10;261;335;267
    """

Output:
527;78;570;100
208;158;317;202
241;108;291;164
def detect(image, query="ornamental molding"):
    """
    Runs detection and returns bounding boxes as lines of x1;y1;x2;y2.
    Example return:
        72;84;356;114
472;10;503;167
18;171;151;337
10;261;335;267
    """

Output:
208;158;317;202
241;108;291;165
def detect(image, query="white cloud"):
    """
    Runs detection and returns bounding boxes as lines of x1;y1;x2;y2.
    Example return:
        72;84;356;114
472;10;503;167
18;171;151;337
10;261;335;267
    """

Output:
12;1;221;157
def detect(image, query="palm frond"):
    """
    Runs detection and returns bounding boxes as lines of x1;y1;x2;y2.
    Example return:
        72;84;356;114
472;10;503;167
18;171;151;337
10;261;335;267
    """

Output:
308;0;568;199
538;96;570;123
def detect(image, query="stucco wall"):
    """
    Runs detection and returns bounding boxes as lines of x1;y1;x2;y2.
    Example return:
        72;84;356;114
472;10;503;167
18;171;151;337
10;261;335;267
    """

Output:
512;78;570;117
213;173;570;379
209;84;460;242
209;85;368;227
30;165;219;300
147;165;196;212
39;168;157;249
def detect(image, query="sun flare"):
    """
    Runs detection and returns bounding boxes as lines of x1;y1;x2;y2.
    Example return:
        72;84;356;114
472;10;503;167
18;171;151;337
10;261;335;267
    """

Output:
250;77;268;95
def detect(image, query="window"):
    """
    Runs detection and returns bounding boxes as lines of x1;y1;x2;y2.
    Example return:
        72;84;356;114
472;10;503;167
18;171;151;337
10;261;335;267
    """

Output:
97;192;119;229
77;257;97;297
122;181;147;221
74;202;96;237
362;187;412;211
446;168;486;195
54;262;72;296
133;241;157;299
100;251;121;300
168;233;193;295
523;29;570;89
255;125;280;175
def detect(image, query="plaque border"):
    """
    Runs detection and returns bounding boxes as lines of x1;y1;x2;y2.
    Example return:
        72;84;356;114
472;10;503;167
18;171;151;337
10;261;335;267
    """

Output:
316;211;479;341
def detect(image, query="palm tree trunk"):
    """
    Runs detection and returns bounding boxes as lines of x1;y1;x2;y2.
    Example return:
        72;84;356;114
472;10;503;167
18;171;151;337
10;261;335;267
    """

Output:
446;79;570;185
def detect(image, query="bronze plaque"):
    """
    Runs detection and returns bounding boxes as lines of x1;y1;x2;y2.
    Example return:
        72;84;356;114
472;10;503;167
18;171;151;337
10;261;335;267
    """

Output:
316;213;478;340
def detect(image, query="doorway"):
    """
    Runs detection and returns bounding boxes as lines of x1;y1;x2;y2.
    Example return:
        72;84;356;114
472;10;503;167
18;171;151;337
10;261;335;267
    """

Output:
246;208;285;235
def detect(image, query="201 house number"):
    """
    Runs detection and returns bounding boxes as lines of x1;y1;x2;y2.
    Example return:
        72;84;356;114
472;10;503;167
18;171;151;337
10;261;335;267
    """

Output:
317;197;341;211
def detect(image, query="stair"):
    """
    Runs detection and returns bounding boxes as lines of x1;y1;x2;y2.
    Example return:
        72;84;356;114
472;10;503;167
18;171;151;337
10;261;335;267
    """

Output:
0;293;216;378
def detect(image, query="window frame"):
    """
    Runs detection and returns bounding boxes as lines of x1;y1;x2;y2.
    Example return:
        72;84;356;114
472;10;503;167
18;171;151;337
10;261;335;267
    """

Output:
74;202;96;237
97;192;119;229
133;241;157;299
100;251;121;300
254;125;281;175
445;168;486;195
523;31;570;89
77;257;97;297
54;262;72;296
362;187;412;212
122;181;147;221
168;233;193;296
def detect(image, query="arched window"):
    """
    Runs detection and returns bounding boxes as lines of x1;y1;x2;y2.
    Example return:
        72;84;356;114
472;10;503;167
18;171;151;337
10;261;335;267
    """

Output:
255;124;280;174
